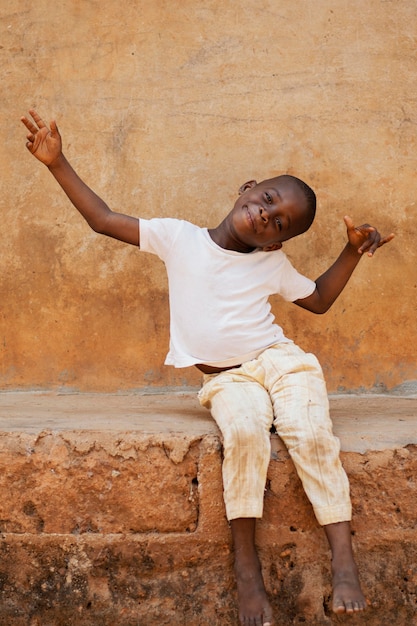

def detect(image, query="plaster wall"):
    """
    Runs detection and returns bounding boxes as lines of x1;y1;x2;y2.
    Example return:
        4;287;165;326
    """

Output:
1;0;416;392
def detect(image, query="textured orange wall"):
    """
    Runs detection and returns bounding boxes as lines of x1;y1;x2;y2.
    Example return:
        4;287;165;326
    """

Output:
1;0;416;392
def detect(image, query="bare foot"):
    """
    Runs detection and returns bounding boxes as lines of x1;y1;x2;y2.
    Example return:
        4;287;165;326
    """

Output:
231;518;274;625
331;562;367;614
323;521;367;614
234;554;274;625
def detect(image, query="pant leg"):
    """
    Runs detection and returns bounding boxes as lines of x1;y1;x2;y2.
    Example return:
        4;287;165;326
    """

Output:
261;343;352;526
198;366;273;520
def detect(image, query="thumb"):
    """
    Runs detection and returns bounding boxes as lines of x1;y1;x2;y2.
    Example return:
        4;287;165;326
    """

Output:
343;215;355;230
50;119;60;136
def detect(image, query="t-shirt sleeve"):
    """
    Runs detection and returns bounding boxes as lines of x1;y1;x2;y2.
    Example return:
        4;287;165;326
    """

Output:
139;218;182;261
278;252;316;302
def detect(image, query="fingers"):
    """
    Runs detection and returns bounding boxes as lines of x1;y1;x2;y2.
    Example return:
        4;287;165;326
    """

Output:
28;109;46;128
359;228;395;256
21;113;44;137
25;134;34;152
358;226;378;256
344;216;376;255
344;215;395;257
21;109;54;134
378;232;395;247
21;109;61;157
21;116;38;134
23;124;36;151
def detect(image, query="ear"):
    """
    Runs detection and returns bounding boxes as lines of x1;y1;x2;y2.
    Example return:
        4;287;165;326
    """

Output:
262;242;283;252
238;180;257;195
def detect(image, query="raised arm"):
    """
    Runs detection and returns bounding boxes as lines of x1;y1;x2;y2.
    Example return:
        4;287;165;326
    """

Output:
295;216;394;314
21;110;140;246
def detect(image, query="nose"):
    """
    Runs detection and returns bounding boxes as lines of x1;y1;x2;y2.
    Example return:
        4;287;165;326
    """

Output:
259;206;269;224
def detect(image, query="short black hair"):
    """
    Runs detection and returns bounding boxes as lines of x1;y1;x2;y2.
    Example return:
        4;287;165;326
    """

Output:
279;174;316;228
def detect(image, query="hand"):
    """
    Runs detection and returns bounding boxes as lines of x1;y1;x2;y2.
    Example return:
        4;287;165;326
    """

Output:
21;109;62;167
344;215;395;257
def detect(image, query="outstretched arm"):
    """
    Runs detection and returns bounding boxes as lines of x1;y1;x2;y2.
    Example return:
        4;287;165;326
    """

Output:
21;110;140;246
295;216;394;314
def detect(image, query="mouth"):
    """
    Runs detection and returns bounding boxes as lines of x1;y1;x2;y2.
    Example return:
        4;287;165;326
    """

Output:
246;206;256;231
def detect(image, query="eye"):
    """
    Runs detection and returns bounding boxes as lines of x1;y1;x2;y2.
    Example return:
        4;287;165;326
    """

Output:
275;217;282;231
265;192;272;204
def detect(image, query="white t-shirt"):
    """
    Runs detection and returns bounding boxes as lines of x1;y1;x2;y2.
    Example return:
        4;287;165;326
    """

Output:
139;218;316;368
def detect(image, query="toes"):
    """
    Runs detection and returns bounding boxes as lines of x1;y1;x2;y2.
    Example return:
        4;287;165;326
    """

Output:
333;598;366;614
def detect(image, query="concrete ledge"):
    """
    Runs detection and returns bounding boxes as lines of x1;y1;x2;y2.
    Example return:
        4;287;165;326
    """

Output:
0;392;416;625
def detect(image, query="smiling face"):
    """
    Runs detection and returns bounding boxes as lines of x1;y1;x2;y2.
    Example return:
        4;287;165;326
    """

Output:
222;176;315;253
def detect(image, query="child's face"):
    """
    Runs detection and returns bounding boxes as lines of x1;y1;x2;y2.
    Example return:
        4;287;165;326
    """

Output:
229;178;312;252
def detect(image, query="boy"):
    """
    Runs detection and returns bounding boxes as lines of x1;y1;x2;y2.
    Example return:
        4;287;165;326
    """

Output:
21;110;394;626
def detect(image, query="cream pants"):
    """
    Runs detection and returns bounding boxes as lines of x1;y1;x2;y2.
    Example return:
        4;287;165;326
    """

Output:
198;343;351;526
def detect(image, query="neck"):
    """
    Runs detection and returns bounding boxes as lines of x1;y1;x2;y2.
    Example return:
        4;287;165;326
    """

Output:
208;224;255;253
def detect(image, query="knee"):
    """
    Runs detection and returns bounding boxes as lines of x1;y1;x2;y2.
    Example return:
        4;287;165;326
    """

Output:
289;429;340;462
222;416;270;454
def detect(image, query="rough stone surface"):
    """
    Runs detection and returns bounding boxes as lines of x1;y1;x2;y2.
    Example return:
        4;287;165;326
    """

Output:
0;392;416;624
